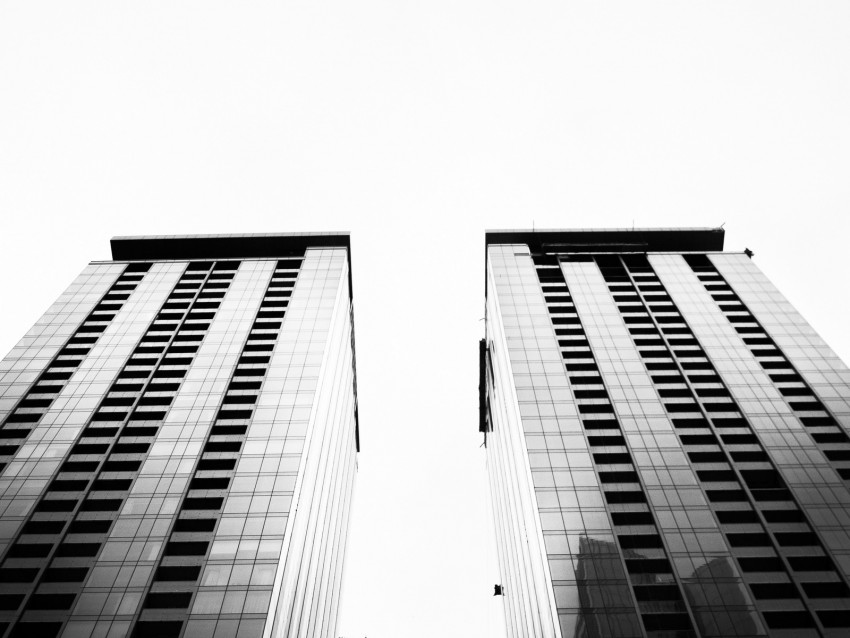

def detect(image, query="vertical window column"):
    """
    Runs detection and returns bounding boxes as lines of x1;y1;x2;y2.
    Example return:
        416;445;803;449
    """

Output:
485;246;604;638
562;257;766;638
534;254;695;638
0;263;152;475
0;261;238;638
682;254;850;484
710;253;850;439
132;258;301;638
606;254;850;636
269;251;354;638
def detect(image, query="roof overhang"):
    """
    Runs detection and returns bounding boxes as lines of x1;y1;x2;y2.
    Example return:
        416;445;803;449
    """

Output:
485;227;724;253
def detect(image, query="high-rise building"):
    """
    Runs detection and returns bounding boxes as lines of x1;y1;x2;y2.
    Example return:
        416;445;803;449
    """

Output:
0;234;360;638
480;228;850;638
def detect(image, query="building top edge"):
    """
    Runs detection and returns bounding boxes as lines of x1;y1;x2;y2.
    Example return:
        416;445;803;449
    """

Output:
485;227;725;252
110;232;351;261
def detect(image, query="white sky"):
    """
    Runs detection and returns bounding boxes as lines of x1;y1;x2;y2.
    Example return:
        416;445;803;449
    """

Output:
1;2;849;637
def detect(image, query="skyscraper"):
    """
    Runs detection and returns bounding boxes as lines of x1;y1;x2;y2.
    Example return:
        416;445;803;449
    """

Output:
480;228;850;638
0;233;360;638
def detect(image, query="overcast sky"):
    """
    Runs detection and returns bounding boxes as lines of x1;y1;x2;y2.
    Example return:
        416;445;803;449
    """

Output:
1;2;849;637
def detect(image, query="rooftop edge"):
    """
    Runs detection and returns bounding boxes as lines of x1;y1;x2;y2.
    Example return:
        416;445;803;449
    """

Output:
110;232;351;261
485;227;725;253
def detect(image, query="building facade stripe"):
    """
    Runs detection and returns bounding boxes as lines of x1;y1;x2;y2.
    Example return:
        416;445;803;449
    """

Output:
709;254;850;435
652;254;850;590
0;263;185;563
605;253;850;635
0;263;152;476
485;246;560;638
0;264;127;426
487;245;606;638
532;254;693;638
562;259;763;638
130;257;299;638
266;248;357;638
0;261;240;637
71;259;276;638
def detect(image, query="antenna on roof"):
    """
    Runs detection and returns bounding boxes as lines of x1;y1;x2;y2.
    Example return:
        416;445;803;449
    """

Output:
720;222;726;229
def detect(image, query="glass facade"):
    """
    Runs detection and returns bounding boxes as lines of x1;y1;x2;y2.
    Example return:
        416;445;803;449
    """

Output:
0;234;359;638
482;229;850;638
